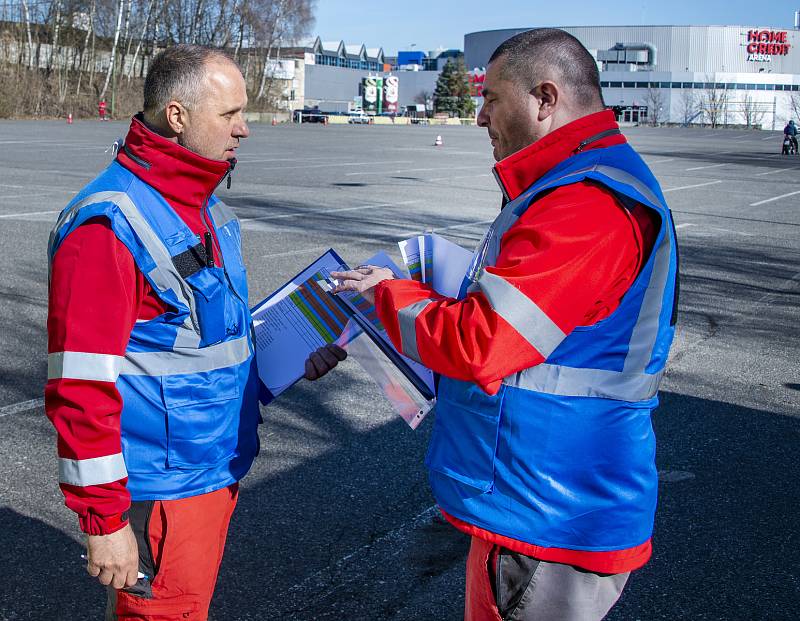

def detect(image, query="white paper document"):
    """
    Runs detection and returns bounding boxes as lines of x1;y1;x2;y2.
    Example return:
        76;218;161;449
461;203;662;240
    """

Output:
398;233;473;298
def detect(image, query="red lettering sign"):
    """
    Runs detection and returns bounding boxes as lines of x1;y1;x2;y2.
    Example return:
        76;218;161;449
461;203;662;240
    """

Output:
745;30;790;60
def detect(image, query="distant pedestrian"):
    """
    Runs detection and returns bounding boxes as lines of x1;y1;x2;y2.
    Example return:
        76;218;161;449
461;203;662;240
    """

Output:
98;99;107;121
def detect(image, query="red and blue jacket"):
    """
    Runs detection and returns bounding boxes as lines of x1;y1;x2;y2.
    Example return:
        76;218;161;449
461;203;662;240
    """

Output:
375;111;677;573
46;117;260;535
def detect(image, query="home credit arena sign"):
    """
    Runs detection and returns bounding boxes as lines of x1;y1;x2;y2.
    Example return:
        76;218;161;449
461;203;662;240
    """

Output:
746;30;791;62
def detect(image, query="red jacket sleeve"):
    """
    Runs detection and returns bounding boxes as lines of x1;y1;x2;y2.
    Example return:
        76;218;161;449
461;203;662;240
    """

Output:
46;218;149;535
374;182;655;395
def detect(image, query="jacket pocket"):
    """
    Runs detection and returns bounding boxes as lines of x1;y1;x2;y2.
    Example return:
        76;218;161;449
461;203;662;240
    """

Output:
425;378;503;492
186;268;229;345
162;367;240;469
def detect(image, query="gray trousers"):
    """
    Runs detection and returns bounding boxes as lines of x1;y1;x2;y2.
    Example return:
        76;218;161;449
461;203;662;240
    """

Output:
466;537;630;621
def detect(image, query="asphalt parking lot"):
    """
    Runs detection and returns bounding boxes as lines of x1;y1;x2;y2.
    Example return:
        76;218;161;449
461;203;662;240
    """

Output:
0;119;798;620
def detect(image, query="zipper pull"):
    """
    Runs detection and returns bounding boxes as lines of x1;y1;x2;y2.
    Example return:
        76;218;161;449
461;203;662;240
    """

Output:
204;232;214;267
227;158;236;189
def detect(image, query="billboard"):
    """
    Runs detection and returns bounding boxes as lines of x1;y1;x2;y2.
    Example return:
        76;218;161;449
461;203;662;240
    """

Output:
362;76;383;114
383;75;399;114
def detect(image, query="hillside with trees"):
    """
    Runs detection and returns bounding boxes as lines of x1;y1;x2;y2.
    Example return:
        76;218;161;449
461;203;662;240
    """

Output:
0;0;315;118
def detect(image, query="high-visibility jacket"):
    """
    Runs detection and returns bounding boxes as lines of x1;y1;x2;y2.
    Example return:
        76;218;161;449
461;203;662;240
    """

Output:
402;142;678;553
48;159;261;500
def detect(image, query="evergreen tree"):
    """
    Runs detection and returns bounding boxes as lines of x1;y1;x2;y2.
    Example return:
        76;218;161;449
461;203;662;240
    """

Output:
433;59;476;118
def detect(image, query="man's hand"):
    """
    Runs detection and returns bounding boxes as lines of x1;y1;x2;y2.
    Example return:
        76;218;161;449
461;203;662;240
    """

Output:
304;344;347;380
330;266;394;304
86;523;139;589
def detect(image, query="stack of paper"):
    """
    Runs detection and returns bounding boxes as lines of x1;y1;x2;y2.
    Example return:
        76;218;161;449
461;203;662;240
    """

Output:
398;232;473;298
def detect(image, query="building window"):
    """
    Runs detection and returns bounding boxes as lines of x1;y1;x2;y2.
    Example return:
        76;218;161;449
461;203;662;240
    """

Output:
609;81;622;88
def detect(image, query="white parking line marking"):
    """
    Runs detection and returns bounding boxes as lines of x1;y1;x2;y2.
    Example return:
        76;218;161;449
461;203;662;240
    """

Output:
426;173;492;182
0;397;44;418
675;223;696;230
750;190;800;207
755;168;790;177
255;160;413;171
0;209;61;219
663;180;723;192
240;199;422;223
649;158;676;164
346;164;486;177
686;163;726;171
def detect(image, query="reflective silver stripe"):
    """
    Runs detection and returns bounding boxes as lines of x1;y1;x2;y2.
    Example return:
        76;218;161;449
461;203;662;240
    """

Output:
210;200;237;229
48;351;123;382
589;165;673;373
121;335;251;376
503;363;664;402
623;237;672;373
52;191;201;340
487;162;673;373
59;453;128;487
477;270;566;358
397;300;434;364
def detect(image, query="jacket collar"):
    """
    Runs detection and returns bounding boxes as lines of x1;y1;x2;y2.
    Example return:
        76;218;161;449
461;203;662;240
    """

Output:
116;114;233;209
492;110;626;202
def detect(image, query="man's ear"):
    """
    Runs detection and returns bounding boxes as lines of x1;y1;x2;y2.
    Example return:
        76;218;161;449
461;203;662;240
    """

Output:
533;81;559;122
165;101;187;134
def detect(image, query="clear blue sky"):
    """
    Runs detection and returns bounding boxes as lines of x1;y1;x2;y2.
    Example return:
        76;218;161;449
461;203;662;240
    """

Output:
314;0;797;55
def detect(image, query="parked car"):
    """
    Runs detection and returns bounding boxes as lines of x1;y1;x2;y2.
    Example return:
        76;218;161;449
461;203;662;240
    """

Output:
296;107;327;123
347;111;371;124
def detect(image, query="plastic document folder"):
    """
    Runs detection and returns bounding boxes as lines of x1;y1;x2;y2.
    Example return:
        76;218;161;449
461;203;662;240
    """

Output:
251;249;436;429
399;232;473;298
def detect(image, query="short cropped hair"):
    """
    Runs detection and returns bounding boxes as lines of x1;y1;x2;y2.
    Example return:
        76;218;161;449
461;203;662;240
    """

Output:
488;29;604;110
143;45;236;115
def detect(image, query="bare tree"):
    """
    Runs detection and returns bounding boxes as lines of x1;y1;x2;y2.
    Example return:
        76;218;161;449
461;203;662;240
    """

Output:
20;0;34;68
678;89;700;125
738;94;766;129
644;87;665;126
99;0;125;100
787;93;800;123
701;79;729;129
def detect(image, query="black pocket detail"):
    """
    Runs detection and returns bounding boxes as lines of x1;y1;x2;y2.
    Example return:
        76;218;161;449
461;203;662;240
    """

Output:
185;268;228;345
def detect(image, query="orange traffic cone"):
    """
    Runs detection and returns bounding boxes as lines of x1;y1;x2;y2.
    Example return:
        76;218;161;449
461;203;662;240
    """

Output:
67;113;73;124
434;135;443;147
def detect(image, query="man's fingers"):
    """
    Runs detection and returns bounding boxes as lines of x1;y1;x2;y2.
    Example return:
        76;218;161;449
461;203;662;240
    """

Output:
316;346;339;368
96;568;114;586
331;270;365;282
111;570;128;590
304;357;319;380
325;344;347;361
125;568;140;588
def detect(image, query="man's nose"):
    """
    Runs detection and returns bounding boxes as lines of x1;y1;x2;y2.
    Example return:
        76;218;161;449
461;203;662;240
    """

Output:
477;105;489;128
235;118;250;139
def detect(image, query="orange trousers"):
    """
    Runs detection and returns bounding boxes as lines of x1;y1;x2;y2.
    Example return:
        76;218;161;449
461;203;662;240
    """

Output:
108;484;239;621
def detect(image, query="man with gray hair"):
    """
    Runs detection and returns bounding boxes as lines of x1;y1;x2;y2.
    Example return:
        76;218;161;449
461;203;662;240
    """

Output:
333;28;677;620
46;45;343;619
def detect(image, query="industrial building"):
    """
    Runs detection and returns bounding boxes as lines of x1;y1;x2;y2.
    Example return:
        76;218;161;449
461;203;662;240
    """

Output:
465;24;800;128
274;37;461;114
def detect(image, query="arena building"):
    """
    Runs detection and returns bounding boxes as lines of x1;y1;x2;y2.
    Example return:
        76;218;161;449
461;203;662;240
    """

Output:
465;23;800;128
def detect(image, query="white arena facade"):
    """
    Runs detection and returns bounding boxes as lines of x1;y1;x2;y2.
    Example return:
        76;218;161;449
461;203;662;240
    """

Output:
465;25;800;129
